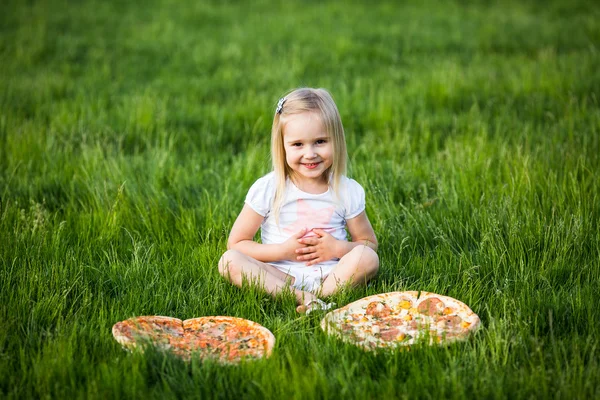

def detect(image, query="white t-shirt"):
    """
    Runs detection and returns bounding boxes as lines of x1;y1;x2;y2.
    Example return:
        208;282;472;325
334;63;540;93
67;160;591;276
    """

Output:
244;172;366;269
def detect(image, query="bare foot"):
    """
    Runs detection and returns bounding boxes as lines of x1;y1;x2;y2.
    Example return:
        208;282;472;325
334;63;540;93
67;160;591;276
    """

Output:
296;304;309;313
296;299;336;315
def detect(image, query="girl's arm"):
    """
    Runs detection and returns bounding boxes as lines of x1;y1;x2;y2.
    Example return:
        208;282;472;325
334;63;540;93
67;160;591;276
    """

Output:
341;211;378;254
227;204;306;263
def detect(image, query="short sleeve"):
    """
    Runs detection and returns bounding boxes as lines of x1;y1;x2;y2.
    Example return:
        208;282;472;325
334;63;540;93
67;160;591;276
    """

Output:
244;173;275;217
343;178;366;219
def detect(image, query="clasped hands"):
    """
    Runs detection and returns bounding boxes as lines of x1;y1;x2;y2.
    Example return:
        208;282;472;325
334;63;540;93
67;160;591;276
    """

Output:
282;228;342;266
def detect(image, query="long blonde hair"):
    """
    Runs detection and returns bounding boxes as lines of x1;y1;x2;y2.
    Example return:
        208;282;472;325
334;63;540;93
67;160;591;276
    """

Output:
271;88;347;222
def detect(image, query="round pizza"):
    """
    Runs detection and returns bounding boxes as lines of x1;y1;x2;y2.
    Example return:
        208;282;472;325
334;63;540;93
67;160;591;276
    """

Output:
112;316;275;363
320;291;481;349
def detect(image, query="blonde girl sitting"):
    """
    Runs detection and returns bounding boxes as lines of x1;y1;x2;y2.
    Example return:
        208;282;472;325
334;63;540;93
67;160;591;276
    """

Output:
219;88;379;314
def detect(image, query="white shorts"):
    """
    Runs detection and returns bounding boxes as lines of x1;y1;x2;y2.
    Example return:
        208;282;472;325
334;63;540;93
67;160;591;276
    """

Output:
270;262;336;293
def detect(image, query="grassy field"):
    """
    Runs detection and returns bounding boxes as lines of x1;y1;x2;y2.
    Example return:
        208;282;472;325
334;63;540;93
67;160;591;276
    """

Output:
1;0;599;398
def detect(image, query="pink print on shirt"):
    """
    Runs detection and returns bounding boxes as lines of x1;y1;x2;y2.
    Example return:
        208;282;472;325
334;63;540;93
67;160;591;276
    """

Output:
282;199;336;237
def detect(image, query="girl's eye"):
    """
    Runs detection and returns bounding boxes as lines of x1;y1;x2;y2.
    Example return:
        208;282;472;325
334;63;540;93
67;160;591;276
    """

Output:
291;143;302;147
316;139;327;145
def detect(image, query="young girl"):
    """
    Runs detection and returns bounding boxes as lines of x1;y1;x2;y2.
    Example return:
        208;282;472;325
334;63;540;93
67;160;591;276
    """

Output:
218;88;379;314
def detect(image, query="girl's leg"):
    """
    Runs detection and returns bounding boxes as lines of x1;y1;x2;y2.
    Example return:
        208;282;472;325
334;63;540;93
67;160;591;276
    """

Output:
218;249;318;306
318;245;379;297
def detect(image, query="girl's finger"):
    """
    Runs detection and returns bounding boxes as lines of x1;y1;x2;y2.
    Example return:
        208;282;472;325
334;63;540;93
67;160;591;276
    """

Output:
298;238;318;245
296;246;315;254
313;229;330;237
297;253;317;261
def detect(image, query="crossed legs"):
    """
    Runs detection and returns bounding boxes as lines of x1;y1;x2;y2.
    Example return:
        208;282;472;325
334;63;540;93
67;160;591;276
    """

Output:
218;245;379;310
218;249;318;306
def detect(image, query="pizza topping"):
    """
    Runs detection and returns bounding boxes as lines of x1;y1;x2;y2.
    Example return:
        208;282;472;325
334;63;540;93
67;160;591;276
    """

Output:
205;325;227;337
340;323;354;332
366;302;392;318
393;299;413;311
417;298;445;316
399;300;412;309
436;315;463;330
387;318;405;327
379;328;400;341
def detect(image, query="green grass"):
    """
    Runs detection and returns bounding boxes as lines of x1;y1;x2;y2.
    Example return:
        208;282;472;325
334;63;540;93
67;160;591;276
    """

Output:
1;0;599;398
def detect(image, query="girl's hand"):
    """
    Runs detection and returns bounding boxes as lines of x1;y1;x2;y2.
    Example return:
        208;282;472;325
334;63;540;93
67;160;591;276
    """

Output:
296;229;345;266
281;228;309;261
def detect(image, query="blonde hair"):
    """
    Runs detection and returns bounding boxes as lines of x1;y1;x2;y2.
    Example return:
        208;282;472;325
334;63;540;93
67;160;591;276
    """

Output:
270;88;347;222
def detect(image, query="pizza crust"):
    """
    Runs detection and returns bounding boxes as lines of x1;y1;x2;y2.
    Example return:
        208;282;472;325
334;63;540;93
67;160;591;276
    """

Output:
112;316;275;363
320;291;481;349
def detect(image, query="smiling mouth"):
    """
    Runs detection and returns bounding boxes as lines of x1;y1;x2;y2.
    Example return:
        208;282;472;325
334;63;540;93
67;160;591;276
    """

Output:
303;162;321;169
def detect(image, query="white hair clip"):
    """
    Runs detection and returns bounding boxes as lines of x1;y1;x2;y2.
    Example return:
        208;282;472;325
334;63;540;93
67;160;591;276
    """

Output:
276;97;286;114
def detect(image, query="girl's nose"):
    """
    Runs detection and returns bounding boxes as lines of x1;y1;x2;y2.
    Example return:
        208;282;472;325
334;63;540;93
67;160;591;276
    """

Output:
305;147;317;158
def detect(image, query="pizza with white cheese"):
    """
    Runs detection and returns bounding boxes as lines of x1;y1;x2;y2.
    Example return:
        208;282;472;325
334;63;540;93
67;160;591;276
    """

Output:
320;291;480;349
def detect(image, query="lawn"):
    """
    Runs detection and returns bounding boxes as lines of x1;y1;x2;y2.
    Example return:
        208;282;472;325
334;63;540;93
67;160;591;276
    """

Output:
1;0;599;398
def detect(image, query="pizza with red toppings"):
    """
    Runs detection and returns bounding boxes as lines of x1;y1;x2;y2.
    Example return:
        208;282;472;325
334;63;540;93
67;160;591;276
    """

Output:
112;316;275;363
320;291;480;349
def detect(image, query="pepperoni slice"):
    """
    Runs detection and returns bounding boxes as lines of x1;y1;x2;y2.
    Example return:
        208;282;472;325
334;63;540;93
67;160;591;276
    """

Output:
379;328;400;341
436;315;463;330
387;318;405;327
417;298;445;316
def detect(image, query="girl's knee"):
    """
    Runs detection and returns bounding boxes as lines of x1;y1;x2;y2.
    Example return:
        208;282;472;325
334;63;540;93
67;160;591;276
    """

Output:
218;249;242;277
349;245;379;274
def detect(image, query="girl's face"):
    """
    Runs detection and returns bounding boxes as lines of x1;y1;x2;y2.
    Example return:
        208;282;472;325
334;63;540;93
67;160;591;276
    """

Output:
282;111;333;185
